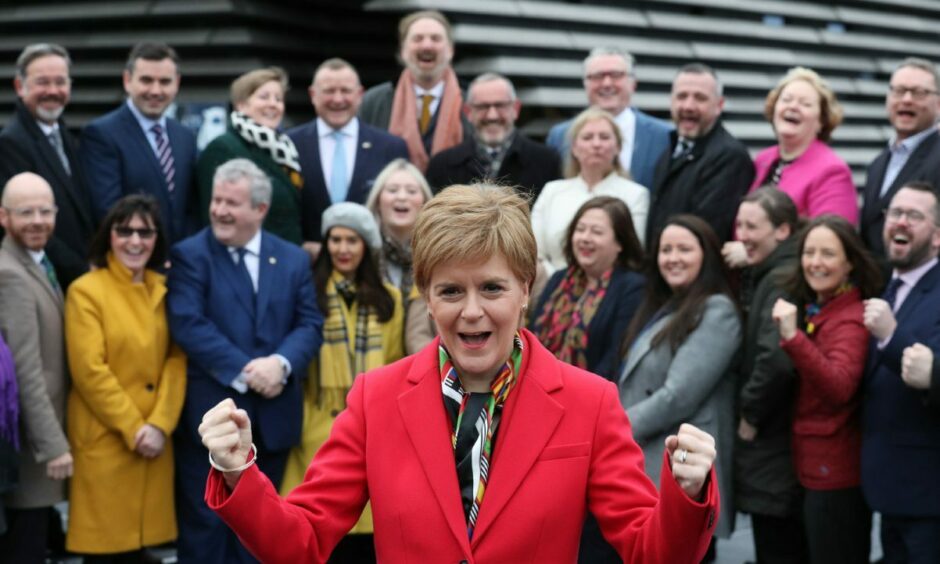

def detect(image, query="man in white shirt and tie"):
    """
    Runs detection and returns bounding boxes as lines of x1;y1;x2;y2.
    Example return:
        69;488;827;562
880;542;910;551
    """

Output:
288;58;408;261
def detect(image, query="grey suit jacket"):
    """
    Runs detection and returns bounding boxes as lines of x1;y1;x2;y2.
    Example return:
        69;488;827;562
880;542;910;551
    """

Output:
0;237;69;508
619;294;739;537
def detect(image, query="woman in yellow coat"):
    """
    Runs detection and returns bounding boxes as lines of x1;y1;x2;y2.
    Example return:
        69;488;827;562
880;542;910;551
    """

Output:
281;202;404;561
64;195;186;561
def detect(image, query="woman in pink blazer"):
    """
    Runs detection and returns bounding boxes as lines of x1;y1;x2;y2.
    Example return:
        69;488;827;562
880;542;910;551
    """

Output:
750;67;858;225
199;184;720;563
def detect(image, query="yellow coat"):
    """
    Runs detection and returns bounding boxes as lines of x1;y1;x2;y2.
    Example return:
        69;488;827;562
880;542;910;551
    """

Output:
281;273;404;534
64;254;186;553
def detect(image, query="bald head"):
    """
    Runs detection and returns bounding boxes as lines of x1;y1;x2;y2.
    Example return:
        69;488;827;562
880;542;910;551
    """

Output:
0;172;56;251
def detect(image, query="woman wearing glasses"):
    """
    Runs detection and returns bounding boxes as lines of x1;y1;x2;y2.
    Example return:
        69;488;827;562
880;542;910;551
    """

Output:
64;195;186;561
749;67;857;224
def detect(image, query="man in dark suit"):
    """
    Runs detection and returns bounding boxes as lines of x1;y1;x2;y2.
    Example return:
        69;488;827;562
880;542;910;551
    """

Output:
167;158;322;563
81;42;197;245
862;180;940;563
425;73;559;199
0;43;93;289
647;63;754;245
861;57;940;263
546;47;672;190
288;58;408;261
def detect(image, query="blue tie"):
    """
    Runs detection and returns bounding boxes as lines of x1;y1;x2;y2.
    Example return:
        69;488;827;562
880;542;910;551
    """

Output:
235;248;256;316
330;130;348;203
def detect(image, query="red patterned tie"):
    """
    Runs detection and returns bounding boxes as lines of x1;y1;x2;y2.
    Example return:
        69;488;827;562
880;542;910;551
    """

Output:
151;123;175;193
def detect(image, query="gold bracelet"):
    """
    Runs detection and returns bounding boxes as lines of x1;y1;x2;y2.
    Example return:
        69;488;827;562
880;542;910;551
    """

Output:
208;443;258;473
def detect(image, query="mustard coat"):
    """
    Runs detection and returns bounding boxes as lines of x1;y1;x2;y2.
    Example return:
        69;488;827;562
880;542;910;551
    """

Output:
64;254;186;553
281;273;404;533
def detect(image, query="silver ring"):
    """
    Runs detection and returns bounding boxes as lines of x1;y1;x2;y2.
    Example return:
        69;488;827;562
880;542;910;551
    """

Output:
677;448;688;464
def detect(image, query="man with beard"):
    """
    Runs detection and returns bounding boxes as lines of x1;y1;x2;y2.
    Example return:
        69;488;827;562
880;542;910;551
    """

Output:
358;10;470;172
289;58;408;262
0;174;71;562
861;58;940;263
646;63;754;245
425;73;559;198
862;180;940;563
0;43;94;289
546;47;671;190
82;42;197;245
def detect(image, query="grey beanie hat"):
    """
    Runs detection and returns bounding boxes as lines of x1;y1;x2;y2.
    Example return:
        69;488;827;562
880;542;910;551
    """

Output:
321;202;382;250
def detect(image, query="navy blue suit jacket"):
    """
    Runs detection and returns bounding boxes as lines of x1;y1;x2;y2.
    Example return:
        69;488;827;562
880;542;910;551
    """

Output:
862;261;940;517
81;103;197;244
287;119;408;242
167;228;323;452
546;107;672;189
530;267;645;381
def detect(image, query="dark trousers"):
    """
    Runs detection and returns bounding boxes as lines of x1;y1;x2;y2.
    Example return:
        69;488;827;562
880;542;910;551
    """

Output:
803;487;870;564
328;534;376;564
0;506;50;564
752;512;809;564
880;514;940;564
83;549;149;563
174;429;289;564
577;513;619;564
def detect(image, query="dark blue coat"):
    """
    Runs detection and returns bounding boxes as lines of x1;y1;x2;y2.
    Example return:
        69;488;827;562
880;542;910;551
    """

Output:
862;261;940;516
531;267;644;381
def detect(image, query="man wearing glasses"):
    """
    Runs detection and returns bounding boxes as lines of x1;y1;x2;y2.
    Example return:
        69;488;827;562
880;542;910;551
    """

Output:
862;180;940;562
0;43;94;290
861;57;940;263
546;47;671;190
425;73;559;198
0;173;71;561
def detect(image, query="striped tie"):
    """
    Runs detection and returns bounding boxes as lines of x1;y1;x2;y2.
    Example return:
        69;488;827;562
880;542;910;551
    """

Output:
151;123;175;193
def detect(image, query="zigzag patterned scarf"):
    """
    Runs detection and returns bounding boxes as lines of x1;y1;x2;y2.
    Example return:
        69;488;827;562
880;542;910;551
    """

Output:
440;333;523;539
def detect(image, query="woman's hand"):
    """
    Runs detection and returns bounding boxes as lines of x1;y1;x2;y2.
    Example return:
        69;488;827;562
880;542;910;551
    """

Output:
46;451;73;480
771;298;798;341
665;423;716;501
134;424;167;458
737;417;758;441
199;398;253;487
721;241;748;269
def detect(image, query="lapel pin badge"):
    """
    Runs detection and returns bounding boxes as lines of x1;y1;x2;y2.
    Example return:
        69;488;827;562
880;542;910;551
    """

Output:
362;141;372;149
269;257;277;265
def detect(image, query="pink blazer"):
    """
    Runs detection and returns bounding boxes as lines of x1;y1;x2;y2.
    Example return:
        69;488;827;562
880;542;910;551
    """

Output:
750;139;858;225
206;330;719;563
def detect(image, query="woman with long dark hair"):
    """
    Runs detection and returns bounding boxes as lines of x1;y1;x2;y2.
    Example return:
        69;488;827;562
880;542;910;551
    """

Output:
772;215;881;563
617;215;740;562
280;202;404;560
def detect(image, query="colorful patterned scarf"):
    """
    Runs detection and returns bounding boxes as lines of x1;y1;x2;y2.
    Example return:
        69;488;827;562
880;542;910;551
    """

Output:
803;282;854;335
440;333;524;539
230;111;303;188
534;266;612;368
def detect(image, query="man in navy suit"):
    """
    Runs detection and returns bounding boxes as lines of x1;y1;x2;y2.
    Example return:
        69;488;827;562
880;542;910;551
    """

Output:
546;47;672;190
167;158;323;563
288;58;408;260
0;43;94;289
862;180;940;563
81;42;197;245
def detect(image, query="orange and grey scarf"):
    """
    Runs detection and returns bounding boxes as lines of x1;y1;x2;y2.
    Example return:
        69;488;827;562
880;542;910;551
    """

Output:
388;67;464;172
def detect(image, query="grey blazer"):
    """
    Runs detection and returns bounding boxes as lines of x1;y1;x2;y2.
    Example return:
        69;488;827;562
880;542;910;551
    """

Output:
619;294;740;537
0;237;69;509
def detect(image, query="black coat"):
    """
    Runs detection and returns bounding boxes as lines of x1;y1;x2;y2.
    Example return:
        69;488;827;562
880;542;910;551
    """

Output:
425;134;560;200
529;266;645;381
734;241;803;517
647;122;754;245
861;130;940;262
0;101;94;289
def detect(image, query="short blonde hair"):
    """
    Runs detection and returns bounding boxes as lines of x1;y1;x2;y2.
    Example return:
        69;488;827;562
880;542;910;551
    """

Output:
365;158;433;224
412;184;536;294
764;66;843;142
230;67;288;106
564;107;625;179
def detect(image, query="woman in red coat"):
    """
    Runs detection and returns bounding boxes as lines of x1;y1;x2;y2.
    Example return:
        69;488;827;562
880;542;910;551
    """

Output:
198;184;720;563
771;215;882;564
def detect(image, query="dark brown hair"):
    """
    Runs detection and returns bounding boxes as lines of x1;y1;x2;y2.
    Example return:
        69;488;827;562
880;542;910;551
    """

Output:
784;214;882;303
314;227;394;322
563;196;643;272
88;194;166;269
621;215;736;354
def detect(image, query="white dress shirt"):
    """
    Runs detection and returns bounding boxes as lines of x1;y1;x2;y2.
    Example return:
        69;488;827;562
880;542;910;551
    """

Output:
615;107;636;173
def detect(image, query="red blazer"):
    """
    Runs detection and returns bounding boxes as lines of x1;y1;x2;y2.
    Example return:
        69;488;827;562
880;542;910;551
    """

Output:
206;330;718;563
780;289;869;490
